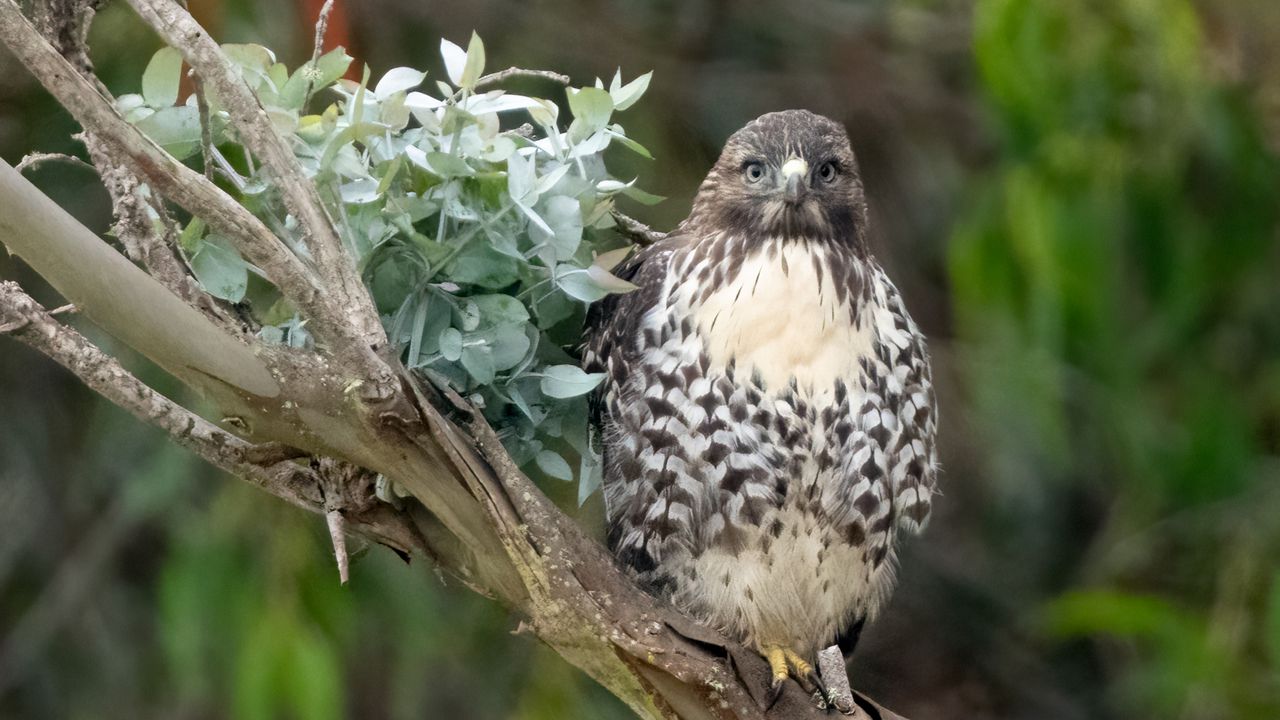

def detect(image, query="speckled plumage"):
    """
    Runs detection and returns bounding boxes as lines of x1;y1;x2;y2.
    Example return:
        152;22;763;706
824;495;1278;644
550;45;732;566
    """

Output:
583;110;937;663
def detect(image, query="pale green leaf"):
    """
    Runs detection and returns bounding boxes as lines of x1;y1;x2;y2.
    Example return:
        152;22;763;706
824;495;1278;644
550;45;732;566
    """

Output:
460;32;486;90
535;449;573;481
440;38;467;86
540;365;604;398
142;47;182;107
566;86;613;133
190;236;248;302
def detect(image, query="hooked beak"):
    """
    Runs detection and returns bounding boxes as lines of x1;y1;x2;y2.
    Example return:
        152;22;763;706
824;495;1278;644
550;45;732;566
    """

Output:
780;157;808;204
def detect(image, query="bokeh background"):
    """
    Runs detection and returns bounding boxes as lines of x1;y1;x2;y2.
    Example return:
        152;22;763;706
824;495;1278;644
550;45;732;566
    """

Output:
3;0;1280;718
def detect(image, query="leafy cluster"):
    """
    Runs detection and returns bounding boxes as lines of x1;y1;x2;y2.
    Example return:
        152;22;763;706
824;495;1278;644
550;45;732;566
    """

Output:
118;34;657;501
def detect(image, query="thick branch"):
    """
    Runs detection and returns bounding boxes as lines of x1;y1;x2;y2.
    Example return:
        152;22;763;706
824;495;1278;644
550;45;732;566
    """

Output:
125;0;386;359
0;280;311;507
0;280;426;557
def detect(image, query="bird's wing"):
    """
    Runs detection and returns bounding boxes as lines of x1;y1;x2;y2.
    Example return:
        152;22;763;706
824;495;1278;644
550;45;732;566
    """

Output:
878;277;939;536
582;236;680;426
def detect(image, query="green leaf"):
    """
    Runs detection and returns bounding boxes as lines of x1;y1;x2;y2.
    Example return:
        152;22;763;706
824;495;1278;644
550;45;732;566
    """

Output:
470;294;531;325
607;128;654;159
608;70;652;111
134;106;203;160
578;450;603;505
190;236;248;302
440;38;468;87
423;151;474;177
566;87;613;134
535;449;573;481
222;44;276;90
540;365;604;398
530;195;583;261
447;244;522;289
622;185;666;205
556;267;614;302
315;47;355;86
473;325;531;371
587;264;639;293
374;67;427;98
178;216;206;254
461;343;495;384
459;32;486;90
142;47;183;107
280;47;354;108
439;327;463;361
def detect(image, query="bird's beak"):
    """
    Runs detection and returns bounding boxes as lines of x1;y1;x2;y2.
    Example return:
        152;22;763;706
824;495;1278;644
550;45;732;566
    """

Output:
780;157;808;204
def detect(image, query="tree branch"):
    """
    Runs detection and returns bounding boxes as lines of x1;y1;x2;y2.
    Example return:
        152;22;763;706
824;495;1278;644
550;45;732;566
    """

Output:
475;66;572;91
612;209;668;246
0;0;389;394
0;280;427;558
125;0;388;368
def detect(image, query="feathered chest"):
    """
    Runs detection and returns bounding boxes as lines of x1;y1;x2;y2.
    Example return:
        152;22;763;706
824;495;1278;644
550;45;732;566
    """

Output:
660;239;873;393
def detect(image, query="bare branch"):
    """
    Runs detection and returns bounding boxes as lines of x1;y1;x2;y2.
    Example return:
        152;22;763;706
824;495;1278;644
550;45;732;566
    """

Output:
326;509;350;584
15;151;95;174
818;646;856;715
0;280;310;505
125;0;388;370
475;66;572;91
0;2;387;391
0;280;429;559
612;209;668;246
303;0;335;111
191;71;215;180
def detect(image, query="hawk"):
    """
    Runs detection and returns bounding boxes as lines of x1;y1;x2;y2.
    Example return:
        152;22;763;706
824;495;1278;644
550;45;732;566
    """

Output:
583;110;937;701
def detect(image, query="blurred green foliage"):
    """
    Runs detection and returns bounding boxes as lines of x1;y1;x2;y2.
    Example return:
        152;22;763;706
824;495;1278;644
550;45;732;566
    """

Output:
3;1;1280;719
956;0;1280;716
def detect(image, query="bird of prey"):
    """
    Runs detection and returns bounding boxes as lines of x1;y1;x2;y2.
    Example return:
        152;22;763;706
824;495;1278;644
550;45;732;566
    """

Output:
583;109;937;702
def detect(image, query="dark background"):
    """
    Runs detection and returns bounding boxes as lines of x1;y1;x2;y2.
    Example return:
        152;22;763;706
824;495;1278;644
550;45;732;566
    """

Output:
2;0;1279;718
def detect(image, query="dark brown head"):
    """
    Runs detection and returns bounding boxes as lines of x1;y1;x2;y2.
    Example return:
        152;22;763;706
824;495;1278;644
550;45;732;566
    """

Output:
688;110;868;246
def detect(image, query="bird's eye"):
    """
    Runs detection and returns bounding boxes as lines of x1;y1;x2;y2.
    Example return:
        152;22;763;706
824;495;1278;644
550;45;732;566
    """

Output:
818;161;838;183
743;162;765;184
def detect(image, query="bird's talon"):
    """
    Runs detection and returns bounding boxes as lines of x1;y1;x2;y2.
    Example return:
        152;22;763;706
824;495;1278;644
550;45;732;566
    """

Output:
765;677;786;709
760;645;831;710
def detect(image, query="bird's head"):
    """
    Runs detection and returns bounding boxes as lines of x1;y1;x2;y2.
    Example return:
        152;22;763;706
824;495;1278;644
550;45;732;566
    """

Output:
691;109;868;247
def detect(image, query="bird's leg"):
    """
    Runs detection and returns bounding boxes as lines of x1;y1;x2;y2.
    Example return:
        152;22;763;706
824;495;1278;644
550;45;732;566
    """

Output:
764;644;790;705
762;645;832;710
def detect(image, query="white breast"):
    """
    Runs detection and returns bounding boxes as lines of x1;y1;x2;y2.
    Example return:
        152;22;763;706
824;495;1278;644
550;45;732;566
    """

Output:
678;242;872;392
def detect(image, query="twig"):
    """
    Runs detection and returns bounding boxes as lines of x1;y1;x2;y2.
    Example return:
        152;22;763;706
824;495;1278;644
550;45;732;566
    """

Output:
474;66;572;91
15;151;95;174
326;509;350;584
302;0;335;111
818;645;856;715
610;209;667;246
190;70;215;180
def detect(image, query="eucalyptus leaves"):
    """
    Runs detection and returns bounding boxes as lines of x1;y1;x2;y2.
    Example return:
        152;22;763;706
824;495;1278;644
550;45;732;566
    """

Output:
119;33;657;502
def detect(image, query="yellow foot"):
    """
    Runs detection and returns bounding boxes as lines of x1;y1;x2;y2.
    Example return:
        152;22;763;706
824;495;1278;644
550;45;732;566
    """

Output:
761;645;830;709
